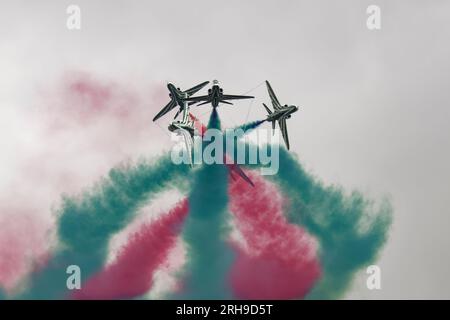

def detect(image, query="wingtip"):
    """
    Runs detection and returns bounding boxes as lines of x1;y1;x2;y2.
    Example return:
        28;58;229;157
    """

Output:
244;177;255;187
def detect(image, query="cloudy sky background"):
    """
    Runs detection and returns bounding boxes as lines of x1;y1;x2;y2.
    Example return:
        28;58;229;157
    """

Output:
0;0;449;298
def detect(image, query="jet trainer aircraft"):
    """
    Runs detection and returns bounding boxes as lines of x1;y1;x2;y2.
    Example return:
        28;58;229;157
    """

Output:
185;80;254;108
153;81;209;121
263;80;299;150
168;107;196;167
154;78;299;185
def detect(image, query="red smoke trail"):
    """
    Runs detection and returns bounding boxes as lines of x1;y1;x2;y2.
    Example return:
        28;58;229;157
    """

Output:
72;199;188;299
0;74;168;293
0;213;49;293
189;113;206;137
229;173;321;299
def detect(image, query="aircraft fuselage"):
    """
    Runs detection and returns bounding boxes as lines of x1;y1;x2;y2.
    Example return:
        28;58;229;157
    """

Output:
266;105;298;121
167;83;187;107
207;85;224;108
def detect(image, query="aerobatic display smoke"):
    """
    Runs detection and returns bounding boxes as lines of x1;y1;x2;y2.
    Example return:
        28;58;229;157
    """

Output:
0;78;392;300
175;109;235;299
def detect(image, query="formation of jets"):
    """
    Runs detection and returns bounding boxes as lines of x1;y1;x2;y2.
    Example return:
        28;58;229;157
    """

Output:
153;79;300;185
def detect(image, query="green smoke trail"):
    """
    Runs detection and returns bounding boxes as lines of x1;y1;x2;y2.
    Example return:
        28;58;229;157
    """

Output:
178;109;234;299
18;154;190;299
224;120;265;164
272;148;392;299
233;133;392;299
234;120;265;133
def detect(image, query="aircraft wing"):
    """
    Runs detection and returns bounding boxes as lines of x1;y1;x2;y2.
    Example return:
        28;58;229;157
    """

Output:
184;81;209;96
153;99;177;121
197;100;212;106
222;154;254;187
184;95;210;104
230;164;254;187
278;117;290;150
266;81;282;110
221;94;254;101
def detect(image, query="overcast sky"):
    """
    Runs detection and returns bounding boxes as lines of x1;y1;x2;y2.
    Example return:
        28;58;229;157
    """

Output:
1;0;449;298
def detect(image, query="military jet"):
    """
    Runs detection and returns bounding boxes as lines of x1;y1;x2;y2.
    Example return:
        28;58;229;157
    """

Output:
168;109;196;167
153;81;209;121
185;80;254;108
263;80;299;150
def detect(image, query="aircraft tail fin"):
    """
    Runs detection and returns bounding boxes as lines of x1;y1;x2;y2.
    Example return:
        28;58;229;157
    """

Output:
263;103;276;134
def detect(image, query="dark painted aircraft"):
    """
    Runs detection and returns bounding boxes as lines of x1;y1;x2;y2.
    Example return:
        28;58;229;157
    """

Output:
168;112;196;167
263;80;299;150
153;81;209;121
185;80;254;108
